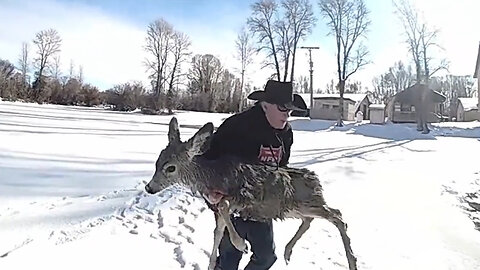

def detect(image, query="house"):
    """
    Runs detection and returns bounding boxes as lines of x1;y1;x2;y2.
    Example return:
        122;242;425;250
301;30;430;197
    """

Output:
474;42;480;119
457;98;479;121
387;84;446;123
297;93;370;121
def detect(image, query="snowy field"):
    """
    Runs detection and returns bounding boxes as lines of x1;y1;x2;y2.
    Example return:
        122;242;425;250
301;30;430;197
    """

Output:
1;100;480;270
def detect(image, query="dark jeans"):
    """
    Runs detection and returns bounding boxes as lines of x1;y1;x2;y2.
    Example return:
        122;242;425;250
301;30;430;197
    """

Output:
215;217;277;270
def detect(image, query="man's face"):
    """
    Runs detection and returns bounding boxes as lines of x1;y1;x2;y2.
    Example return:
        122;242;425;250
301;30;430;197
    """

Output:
263;102;291;129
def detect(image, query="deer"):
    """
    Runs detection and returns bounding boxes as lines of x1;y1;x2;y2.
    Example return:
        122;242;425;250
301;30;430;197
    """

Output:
145;117;358;270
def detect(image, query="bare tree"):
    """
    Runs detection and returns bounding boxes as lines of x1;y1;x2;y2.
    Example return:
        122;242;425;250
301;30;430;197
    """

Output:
344;80;363;93
388;61;414;93
276;18;293;81
319;0;371;126
235;26;256;112
105;82;147;111
78;65;84;84
282;0;316;81
394;0;449;133
0;59;16;98
215;70;239;112
394;0;448;84
429;75;475;120
52;55;61;80
248;0;281;80
144;19;174;98
69;59;75;78
32;29;62;89
419;24;448;83
294;75;309;93
394;0;422;83
17;42;30;89
188;54;224;111
248;0;316;82
372;61;414;103
166;30;191;114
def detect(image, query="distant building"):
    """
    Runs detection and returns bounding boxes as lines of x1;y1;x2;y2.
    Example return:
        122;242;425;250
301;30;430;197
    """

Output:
457;98;479;122
297;93;370;121
474;42;480;120
387;84;446;123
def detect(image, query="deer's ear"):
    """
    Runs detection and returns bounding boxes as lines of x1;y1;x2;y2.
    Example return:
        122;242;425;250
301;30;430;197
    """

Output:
186;122;214;158
168;117;181;144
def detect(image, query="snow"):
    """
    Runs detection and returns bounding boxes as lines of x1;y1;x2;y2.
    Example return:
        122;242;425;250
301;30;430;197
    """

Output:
369;104;385;110
1;100;480;270
458;98;479;112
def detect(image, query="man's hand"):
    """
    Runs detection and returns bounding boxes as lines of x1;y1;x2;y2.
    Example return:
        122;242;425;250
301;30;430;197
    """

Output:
205;190;227;205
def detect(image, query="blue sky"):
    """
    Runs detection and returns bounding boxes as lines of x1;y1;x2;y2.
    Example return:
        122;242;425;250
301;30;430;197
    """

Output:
1;0;479;92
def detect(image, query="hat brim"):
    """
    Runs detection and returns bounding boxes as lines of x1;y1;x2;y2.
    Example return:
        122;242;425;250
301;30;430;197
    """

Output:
247;91;306;112
247;91;265;101
292;94;307;112
284;102;306;112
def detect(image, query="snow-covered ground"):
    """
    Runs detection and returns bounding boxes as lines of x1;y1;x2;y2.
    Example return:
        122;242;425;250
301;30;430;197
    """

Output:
1;101;479;270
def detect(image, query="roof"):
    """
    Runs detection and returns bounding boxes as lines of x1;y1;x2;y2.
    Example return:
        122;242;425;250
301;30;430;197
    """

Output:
458;98;479;111
369;104;386;110
296;93;369;109
475;42;480;78
393;84;446;104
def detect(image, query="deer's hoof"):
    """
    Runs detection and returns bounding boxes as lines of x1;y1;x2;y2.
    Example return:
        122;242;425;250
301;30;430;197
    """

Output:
208;260;216;270
238;242;248;253
233;240;248;253
284;248;293;264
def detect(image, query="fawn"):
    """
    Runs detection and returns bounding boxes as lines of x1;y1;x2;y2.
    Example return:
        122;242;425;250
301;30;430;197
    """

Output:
145;117;357;270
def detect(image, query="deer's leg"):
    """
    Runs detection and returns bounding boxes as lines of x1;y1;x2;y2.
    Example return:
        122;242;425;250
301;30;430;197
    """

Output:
284;217;313;264
301;205;357;270
217;200;247;253
209;212;226;270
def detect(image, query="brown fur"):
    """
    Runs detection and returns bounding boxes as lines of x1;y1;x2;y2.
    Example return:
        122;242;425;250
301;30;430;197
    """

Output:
145;117;358;270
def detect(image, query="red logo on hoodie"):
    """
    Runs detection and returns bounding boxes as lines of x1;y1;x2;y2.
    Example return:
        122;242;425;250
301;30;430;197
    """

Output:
258;145;283;164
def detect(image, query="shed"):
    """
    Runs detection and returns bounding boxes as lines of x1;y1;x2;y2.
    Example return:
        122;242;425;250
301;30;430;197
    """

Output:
457;98;479;122
304;93;370;121
369;104;386;124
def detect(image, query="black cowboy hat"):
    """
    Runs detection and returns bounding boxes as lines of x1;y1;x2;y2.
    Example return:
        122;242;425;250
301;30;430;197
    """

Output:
247;80;307;111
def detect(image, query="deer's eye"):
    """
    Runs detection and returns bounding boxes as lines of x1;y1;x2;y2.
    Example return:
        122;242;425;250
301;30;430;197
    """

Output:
165;165;176;174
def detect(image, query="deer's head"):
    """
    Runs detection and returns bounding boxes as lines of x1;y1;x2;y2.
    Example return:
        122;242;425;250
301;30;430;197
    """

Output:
145;117;214;194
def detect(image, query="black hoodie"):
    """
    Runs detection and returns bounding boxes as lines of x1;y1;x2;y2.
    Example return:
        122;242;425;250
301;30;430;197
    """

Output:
203;104;293;167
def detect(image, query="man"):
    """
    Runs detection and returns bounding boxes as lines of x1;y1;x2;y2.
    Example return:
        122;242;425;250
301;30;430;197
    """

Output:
203;80;306;270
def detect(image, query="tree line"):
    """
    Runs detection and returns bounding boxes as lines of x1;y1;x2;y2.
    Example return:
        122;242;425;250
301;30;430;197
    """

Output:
370;60;476;120
0;0;319;114
0;0;476;121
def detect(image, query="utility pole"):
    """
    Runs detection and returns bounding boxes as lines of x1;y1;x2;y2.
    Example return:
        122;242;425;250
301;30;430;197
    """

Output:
300;46;319;116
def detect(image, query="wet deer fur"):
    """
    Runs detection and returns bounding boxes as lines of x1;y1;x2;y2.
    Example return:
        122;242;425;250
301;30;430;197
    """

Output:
145;117;358;270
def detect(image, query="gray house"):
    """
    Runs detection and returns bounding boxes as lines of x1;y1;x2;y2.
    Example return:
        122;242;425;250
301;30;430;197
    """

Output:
474;42;480;119
387;84;446;123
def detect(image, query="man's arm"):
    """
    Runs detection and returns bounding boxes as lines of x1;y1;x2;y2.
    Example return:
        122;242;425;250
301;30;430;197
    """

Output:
202;116;238;160
280;127;293;167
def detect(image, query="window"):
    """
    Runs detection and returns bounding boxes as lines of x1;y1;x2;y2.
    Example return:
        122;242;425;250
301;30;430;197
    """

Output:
400;103;413;112
322;104;330;109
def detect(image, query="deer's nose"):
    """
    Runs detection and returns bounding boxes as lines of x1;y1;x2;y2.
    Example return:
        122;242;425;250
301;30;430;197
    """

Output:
145;184;152;194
